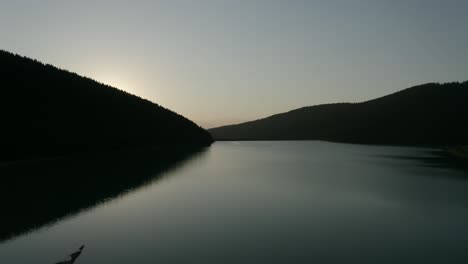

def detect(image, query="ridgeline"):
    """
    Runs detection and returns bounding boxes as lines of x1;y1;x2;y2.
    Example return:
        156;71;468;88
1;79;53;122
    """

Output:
209;82;468;145
0;50;212;161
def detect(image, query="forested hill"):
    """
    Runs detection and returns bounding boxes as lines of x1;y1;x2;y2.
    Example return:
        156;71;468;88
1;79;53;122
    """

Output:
209;81;468;145
0;50;212;160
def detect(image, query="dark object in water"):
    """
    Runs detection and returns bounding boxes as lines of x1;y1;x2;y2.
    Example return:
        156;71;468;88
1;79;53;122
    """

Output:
54;245;85;264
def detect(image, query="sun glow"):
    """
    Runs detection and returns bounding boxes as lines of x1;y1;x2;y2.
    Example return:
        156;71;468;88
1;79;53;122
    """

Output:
90;69;162;105
96;73;130;91
91;70;144;97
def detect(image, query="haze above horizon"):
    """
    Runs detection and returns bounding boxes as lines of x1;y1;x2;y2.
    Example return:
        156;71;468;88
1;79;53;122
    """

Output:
1;0;467;128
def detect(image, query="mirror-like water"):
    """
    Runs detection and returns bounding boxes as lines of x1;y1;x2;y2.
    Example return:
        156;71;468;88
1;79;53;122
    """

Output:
1;141;468;264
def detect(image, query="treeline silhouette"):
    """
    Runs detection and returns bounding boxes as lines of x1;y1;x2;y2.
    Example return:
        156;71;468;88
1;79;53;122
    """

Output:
209;82;468;145
0;50;212;161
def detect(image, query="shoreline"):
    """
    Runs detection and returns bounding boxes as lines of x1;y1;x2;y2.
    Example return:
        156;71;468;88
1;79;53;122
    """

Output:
446;146;468;161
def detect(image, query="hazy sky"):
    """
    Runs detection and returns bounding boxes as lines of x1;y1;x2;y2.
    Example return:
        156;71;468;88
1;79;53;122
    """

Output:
1;0;467;128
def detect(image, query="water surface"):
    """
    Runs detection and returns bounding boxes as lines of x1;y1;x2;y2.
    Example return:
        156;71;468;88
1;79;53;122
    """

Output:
1;141;468;263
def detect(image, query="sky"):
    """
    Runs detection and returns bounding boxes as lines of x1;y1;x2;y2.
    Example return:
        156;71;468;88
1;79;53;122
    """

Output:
1;0;467;128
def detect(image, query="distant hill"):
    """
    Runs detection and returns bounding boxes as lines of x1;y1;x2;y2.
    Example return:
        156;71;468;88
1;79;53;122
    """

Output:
0;50;212;160
209;82;468;145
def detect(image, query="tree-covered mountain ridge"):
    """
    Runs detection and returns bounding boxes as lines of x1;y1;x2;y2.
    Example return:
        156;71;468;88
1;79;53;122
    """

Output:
0;50;213;161
209;81;468;145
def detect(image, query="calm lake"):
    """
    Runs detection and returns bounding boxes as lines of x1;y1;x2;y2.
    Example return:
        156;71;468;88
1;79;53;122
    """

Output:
1;141;468;263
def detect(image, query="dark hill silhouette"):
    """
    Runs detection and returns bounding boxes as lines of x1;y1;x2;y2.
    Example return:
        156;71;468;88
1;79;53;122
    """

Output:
209;82;468;145
0;50;212;160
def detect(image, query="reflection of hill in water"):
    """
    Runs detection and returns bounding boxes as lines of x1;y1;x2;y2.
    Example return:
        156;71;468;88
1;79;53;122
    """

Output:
382;149;468;175
0;146;208;242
